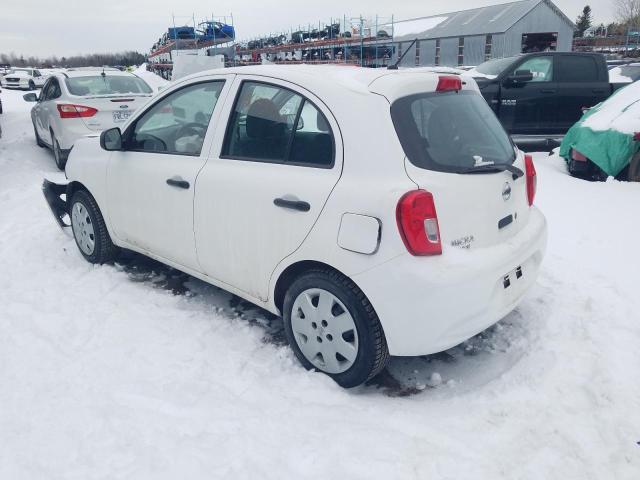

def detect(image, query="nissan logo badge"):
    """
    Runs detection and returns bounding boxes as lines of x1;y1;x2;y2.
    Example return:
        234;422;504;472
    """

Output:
502;182;512;201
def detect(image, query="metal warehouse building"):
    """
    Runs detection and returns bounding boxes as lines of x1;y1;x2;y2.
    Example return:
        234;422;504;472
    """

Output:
393;0;575;67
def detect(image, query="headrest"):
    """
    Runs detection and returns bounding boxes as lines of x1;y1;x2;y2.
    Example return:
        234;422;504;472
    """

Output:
246;98;282;139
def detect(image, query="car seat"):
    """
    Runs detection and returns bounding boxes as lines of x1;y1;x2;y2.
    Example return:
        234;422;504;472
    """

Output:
243;98;287;160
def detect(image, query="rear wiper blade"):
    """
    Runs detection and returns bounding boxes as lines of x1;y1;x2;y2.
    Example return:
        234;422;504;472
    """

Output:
459;163;524;180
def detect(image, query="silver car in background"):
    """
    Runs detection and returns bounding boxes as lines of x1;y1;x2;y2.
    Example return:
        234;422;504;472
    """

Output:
24;70;153;169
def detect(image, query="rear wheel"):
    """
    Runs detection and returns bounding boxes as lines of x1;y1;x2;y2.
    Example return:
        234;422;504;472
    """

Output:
283;268;389;388
51;132;67;170
70;190;119;264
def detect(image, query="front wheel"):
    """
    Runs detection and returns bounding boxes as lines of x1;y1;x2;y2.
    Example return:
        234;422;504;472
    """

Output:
28;80;35;91
70;190;119;264
283;268;389;388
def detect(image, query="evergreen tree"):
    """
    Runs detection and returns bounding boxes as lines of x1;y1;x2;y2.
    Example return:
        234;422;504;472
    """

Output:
575;5;593;37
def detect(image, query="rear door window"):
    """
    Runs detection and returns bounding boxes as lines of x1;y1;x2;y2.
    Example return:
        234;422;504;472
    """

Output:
556;55;599;82
221;81;334;167
391;91;515;173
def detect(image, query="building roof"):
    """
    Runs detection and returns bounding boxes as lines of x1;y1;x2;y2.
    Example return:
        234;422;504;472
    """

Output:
393;0;575;41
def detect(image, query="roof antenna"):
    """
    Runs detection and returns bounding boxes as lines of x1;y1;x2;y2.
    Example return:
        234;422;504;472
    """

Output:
388;37;418;70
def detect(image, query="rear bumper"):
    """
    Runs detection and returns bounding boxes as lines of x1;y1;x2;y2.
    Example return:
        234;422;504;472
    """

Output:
353;208;547;356
42;179;70;229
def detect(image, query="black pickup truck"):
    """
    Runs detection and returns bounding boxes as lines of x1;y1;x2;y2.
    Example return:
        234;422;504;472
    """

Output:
469;52;628;148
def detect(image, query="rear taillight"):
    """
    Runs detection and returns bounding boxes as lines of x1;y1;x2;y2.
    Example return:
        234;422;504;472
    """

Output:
436;75;462;93
634;132;640;142
524;154;537;206
57;104;98;119
396;190;442;256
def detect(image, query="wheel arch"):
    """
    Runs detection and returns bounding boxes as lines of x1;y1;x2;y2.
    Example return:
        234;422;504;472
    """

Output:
273;260;358;315
66;180;89;202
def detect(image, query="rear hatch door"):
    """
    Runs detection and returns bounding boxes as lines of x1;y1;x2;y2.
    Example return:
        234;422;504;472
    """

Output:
389;87;532;250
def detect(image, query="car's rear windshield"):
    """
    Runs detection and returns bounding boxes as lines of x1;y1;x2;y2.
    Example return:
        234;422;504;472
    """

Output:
474;56;516;76
65;75;152;96
391;90;515;173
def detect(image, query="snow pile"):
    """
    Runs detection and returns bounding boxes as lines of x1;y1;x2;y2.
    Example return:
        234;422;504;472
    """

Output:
583;81;640;134
133;63;169;91
392;16;448;40
0;87;639;479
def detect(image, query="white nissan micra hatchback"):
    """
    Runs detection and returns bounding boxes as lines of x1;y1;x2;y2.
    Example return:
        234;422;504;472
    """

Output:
43;65;547;388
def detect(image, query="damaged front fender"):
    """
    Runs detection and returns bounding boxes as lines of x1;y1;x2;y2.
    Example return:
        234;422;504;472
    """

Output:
42;178;71;229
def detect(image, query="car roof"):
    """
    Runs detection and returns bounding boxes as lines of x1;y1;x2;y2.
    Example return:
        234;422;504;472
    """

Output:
183;64;477;103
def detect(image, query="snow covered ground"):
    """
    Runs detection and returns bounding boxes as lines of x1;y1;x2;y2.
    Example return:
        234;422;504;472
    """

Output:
0;83;639;479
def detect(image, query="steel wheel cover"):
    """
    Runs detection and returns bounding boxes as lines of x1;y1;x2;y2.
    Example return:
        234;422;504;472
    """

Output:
291;288;359;374
71;201;95;255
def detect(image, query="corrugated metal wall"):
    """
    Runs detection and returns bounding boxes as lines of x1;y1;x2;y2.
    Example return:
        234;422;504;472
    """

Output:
503;0;573;55
461;35;486;66
439;37;459;66
491;34;507;58
419;40;436;66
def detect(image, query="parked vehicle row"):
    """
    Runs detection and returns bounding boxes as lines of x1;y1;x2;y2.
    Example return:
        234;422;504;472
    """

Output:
23;69;153;169
42;66;547;388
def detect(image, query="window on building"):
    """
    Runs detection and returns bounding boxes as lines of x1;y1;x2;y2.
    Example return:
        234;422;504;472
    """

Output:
458;37;465;66
485;34;493;61
435;39;441;66
415;41;421;66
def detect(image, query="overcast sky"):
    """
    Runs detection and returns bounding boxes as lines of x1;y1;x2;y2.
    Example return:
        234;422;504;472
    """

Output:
2;0;617;58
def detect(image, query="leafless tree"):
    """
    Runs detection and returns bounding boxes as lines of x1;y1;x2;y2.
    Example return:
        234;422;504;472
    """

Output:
615;0;640;26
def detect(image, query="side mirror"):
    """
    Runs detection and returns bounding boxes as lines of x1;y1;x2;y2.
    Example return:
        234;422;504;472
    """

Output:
506;69;534;84
23;93;38;102
100;127;122;151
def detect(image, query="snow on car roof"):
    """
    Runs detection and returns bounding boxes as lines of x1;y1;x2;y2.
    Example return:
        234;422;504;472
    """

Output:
582;81;640;135
184;64;461;102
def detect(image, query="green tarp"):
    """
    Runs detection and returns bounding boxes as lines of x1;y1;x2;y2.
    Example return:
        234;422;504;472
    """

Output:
559;92;640;177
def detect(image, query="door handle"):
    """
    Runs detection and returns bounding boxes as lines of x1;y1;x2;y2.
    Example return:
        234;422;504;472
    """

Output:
166;178;190;189
540;89;556;94
273;197;311;212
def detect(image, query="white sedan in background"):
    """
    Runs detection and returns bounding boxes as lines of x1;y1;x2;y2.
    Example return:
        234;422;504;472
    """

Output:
24;69;154;169
1;67;47;90
43;66;547;387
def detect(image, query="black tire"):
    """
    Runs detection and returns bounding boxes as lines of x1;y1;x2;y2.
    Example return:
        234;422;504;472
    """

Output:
28;80;35;91
51;132;67;170
70;189;119;264
33;124;46;147
283;268;389;388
